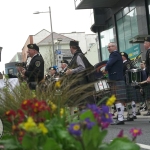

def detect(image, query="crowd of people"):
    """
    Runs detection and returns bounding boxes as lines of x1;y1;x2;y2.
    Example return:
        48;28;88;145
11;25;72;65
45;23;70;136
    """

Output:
15;37;150;125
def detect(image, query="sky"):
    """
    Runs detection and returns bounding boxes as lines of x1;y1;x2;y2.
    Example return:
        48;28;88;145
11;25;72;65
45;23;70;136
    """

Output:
0;0;93;72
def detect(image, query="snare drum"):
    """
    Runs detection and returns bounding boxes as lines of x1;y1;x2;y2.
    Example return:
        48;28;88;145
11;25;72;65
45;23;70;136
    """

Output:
94;80;110;92
126;69;142;86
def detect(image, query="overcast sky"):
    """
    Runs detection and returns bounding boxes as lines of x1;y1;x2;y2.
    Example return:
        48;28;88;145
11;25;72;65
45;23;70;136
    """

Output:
0;0;92;72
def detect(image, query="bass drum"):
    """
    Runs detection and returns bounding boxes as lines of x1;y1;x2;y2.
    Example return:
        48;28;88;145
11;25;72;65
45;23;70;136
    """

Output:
94;60;108;80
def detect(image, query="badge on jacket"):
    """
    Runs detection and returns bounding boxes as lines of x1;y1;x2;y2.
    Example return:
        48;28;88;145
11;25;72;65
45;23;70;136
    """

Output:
127;64;130;69
35;61;41;67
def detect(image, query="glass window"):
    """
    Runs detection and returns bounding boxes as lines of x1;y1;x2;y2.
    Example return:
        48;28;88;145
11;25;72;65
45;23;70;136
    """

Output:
116;6;139;58
117;19;125;51
130;9;138;37
129;1;135;11
100;27;115;60
123;7;129;16
8;68;14;74
123;13;132;49
116;11;122;20
147;0;150;31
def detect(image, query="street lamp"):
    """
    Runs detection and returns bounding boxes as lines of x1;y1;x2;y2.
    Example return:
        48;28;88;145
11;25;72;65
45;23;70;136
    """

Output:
33;7;56;65
0;47;3;62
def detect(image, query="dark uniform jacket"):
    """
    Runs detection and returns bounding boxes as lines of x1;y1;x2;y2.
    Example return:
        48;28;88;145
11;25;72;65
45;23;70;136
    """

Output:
105;51;124;81
69;51;95;83
145;49;150;77
25;53;44;83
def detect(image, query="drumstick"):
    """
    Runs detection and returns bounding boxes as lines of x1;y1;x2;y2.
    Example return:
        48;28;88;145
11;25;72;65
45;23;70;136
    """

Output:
138;80;147;85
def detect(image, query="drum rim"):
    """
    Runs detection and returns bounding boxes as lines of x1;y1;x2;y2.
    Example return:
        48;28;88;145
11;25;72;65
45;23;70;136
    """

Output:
126;68;142;72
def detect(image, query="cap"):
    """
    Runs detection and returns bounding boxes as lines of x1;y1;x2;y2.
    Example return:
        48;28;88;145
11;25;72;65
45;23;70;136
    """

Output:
70;40;79;47
27;44;39;52
61;60;68;64
49;67;56;71
144;37;150;42
120;52;129;59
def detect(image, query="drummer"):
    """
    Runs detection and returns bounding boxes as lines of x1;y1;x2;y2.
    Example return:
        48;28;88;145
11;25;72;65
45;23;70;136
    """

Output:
104;42;127;125
120;52;137;121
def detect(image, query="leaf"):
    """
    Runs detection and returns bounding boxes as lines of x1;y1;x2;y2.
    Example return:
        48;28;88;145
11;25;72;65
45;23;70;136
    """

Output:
106;137;140;150
0;138;21;149
80;110;95;122
22;134;38;149
43;137;61;150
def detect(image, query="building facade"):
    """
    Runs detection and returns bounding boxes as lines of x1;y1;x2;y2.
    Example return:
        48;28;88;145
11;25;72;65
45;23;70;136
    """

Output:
22;29;50;62
75;0;150;62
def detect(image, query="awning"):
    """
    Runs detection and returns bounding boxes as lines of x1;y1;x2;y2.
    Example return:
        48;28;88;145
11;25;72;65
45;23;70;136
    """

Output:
75;0;121;9
129;35;150;43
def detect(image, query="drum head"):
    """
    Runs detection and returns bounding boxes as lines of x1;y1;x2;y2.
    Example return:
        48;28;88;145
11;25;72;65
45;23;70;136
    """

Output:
94;60;108;79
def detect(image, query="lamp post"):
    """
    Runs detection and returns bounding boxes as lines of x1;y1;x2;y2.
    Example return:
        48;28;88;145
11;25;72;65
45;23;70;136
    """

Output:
0;47;3;62
33;7;56;65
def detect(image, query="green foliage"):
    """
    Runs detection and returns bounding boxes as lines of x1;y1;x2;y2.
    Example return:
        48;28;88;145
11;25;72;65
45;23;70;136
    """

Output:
0;78;140;150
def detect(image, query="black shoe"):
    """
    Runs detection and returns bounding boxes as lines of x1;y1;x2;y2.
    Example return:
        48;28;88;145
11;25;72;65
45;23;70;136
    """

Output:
111;120;124;125
124;117;134;121
143;112;150;116
133;116;137;119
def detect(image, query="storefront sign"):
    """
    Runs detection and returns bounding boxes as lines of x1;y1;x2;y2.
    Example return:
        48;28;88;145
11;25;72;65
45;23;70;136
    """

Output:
125;44;140;59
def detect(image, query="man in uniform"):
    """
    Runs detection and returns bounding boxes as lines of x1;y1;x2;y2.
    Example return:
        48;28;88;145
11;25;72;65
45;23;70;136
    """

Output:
65;40;95;108
49;66;59;81
104;42;127;125
59;60;68;77
143;37;150;117
121;52;137;121
22;44;44;90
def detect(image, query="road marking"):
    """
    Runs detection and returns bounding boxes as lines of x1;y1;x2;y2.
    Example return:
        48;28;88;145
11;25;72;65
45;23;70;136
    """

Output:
136;143;150;149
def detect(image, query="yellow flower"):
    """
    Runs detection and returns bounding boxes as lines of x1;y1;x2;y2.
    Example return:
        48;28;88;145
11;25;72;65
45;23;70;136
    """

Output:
60;108;64;117
48;100;57;112
38;123;48;134
51;104;57;112
55;81;61;88
106;95;116;106
22;117;37;131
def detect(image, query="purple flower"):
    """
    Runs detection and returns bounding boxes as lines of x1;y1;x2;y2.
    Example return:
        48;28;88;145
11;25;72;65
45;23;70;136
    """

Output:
117;129;124;137
83;118;95;130
101;105;112;123
87;104;101;114
68;123;81;136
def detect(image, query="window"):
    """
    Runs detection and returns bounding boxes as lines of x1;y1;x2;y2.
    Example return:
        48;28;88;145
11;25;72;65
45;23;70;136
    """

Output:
100;27;115;60
116;3;139;54
8;68;14;74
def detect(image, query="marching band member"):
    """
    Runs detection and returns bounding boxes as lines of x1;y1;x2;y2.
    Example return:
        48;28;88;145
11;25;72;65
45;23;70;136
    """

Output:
21;44;44;90
59;60;68;77
120;52;137;121
65;40;95;114
104;42;126;125
49;66;59;82
143;37;150;118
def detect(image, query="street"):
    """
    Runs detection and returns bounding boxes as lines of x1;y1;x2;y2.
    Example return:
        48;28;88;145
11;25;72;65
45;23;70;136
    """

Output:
105;111;150;150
